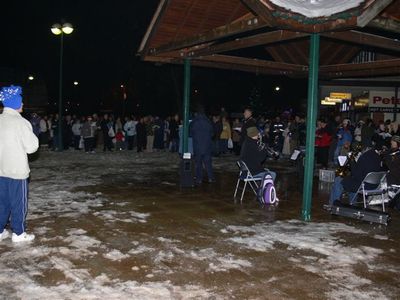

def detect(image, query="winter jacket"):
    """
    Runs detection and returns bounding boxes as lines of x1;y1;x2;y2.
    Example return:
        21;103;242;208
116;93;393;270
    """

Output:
315;128;332;148
342;149;382;193
123;120;137;136
240;137;268;175
337;127;352;147
0;108;39;179
240;117;256;145
190;114;214;155
81;121;94;138
220;121;232;140
72;123;82;136
384;150;400;185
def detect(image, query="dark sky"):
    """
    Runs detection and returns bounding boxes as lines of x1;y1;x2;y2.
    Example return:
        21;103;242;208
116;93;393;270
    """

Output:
0;0;308;116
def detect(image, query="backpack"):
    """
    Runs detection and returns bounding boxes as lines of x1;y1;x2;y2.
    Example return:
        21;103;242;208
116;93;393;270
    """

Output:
257;172;278;205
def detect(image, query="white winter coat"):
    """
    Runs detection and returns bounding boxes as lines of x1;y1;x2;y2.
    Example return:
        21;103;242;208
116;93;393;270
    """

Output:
0;108;39;179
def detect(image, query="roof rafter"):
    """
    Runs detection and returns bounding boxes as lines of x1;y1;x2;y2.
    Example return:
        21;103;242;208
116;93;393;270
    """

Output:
322;30;400;52
197;54;308;73
368;17;400;34
357;0;394;27
240;0;276;26
320;58;400;73
187;30;308;57
149;13;267;55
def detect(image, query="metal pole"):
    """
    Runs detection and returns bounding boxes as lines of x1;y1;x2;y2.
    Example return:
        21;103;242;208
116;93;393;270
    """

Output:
302;33;320;221
182;58;191;154
394;86;398;122
58;33;64;151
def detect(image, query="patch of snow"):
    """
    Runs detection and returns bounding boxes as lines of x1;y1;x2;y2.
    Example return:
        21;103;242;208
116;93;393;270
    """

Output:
268;0;364;18
224;220;388;298
104;249;130;261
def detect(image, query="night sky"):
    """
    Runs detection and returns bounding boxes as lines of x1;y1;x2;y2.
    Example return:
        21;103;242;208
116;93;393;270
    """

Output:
0;0;308;117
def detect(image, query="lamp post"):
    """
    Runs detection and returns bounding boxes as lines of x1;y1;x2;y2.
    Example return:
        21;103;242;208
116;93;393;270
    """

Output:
51;22;74;151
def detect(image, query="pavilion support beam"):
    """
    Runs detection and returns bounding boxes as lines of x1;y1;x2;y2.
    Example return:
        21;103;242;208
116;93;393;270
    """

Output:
182;58;191;154
241;0;275;26
321;66;400;79
357;0;393;27
151;14;267;55
143;55;309;76
321;30;400;52
302;33;320;222
320;59;400;73
188;30;308;57
368;17;400;34
198;54;308;73
179;58;195;188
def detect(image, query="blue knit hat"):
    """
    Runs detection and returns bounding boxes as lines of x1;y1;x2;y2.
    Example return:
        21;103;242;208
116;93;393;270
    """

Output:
0;85;23;110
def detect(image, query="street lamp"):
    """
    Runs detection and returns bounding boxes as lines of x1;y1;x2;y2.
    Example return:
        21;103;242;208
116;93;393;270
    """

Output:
73;81;79;86
51;22;74;151
28;75;34;81
275;86;280;91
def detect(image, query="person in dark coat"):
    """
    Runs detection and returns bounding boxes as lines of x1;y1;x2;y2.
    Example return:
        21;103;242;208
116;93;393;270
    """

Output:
240;107;256;146
100;114;113;152
169;114;180;152
212;115;223;156
240;127;276;180
136;118;147;153
153;117;164;151
190;107;215;185
329;145;383;205
383;135;400;185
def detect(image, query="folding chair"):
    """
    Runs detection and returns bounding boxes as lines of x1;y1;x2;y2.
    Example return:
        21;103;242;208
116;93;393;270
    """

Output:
234;161;263;203
351;171;389;212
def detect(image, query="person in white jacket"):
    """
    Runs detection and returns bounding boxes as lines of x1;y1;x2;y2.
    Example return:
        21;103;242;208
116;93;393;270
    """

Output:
0;85;39;243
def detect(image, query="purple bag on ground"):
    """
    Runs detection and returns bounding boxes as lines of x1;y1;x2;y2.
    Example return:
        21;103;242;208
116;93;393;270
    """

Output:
257;173;277;205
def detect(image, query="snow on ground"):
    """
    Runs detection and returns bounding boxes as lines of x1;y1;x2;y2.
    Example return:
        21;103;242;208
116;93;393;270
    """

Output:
269;0;364;18
0;151;398;299
223;220;395;299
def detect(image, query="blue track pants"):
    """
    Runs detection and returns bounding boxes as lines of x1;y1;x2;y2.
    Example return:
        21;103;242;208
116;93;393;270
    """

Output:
0;177;29;235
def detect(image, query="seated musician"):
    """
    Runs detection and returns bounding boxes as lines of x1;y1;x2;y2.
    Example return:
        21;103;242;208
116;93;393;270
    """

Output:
383;135;400;185
329;144;383;205
240;127;277;181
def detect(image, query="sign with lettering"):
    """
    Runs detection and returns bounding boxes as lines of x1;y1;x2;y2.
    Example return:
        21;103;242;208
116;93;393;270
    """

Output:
369;91;400;113
330;92;352;100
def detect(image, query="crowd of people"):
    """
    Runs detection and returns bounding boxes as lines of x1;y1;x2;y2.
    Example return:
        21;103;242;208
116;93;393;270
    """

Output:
27;113;182;154
25;108;400;186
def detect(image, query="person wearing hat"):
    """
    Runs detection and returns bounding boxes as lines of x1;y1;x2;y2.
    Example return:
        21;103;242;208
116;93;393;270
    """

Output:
240;127;276;181
0;85;39;243
383;135;400;186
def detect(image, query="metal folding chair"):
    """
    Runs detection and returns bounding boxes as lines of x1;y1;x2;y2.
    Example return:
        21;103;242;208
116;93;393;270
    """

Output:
234;160;263;203
351;171;389;212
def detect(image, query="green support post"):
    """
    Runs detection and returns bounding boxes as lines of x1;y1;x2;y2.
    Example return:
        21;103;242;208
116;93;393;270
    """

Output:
58;33;64;151
182;58;191;154
302;34;320;221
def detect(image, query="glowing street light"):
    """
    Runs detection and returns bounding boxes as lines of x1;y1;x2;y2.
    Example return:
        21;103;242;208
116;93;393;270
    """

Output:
120;84;124;88
51;23;74;35
28;75;34;81
73;81;79;86
51;21;74;151
275;86;280;91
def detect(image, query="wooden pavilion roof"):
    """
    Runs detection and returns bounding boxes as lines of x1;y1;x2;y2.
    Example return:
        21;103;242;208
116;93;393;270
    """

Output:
138;0;400;79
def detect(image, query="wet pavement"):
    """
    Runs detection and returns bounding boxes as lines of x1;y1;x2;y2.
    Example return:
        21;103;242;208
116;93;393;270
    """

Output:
0;151;399;299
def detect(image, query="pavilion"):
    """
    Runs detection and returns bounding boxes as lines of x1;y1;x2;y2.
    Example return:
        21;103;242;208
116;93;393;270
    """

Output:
138;0;400;220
